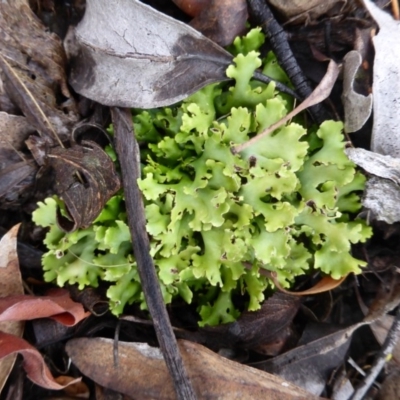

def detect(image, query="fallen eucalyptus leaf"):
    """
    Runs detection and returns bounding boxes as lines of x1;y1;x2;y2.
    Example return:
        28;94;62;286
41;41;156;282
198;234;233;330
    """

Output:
0;331;81;391
345;148;400;184
66;337;323;399
190;0;248;47
0;224;24;394
70;0;233;108
362;0;400;157
48;140;121;231
0;288;90;327
345;148;400;223
270;275;347;296
342;50;372;133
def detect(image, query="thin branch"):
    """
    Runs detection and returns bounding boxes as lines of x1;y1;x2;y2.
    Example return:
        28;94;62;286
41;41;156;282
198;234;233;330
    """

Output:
232;60;340;154
350;306;400;400
252;70;301;100
111;107;197;400
247;0;330;124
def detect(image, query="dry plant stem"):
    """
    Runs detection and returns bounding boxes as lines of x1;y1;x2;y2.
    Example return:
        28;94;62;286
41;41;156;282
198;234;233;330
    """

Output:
111;107;197;400
247;0;329;124
233;59;340;154
350;306;400;400
393;0;400;20
252;70;301;100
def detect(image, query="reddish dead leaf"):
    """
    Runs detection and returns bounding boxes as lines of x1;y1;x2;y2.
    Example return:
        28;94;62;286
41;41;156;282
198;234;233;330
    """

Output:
172;0;212;17
0;331;80;390
190;0;248;47
66;337;323;399
0;224;24;393
0;288;90;326
271;274;347;296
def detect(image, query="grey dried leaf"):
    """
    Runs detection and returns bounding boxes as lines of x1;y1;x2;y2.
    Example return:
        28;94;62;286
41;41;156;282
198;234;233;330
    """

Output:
342;51;372;133
345;148;400;223
364;177;400;224
345;148;400;184
70;0;233;109
362;0;400;157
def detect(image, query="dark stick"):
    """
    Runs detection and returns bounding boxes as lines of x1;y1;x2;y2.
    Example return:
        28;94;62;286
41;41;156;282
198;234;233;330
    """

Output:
252;70;301;100
350;306;400;400
247;0;329;124
111;107;197;400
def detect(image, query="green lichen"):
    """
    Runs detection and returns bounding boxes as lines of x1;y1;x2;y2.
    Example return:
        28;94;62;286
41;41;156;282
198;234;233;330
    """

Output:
32;29;372;326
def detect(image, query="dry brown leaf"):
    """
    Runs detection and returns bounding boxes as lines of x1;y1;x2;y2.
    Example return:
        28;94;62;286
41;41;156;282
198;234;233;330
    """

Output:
223;292;301;349
48;140;121;231
0;288;90;326
271;274;347;296
172;0;212;17
0;224;24;393
190;0;248;47
66;337;323;399
55;376;90;399
0;331;80;390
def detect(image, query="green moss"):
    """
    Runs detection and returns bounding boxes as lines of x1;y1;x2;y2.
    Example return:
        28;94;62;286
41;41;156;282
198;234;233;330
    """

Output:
32;29;372;326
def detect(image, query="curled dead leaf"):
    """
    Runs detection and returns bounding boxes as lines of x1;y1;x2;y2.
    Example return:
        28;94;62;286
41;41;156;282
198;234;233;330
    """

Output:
270;274;347;296
342;50;373;133
0;224;24;393
0;288;90;326
48;140;121;231
0;331;80;390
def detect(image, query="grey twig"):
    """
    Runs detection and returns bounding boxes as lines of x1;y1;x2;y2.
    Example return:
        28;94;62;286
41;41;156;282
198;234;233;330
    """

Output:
111;107;197;400
350;306;400;400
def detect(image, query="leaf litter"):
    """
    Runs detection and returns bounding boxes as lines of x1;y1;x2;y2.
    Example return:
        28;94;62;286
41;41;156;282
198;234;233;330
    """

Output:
0;225;88;393
1;0;400;398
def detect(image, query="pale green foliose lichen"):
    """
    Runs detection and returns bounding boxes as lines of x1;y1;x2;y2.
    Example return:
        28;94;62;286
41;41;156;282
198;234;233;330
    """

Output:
32;29;372;326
